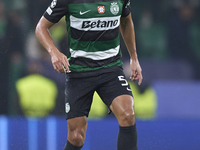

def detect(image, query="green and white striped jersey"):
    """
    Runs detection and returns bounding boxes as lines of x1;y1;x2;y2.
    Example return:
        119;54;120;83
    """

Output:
44;0;131;72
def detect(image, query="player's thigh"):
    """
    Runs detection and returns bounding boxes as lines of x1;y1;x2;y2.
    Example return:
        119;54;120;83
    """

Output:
110;95;135;126
65;75;96;119
110;95;134;117
96;67;133;107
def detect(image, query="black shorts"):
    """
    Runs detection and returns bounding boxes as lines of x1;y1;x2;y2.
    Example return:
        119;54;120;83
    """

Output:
64;66;133;119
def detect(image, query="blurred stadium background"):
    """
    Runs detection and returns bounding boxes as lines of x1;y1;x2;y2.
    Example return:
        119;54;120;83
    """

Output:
0;0;200;149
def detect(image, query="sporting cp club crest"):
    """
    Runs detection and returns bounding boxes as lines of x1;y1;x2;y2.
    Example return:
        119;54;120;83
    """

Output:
65;103;70;113
98;6;105;14
110;2;119;15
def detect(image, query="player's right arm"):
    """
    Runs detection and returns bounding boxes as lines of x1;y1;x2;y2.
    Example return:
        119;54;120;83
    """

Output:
35;0;69;74
35;17;69;74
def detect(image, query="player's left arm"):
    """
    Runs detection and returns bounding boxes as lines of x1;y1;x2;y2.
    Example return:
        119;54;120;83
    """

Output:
120;13;143;85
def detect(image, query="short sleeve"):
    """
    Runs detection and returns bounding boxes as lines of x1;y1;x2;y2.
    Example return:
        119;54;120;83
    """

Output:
43;0;68;23
121;0;131;17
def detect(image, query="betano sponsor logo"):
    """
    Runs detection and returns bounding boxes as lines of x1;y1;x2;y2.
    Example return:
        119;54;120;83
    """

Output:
82;19;118;28
70;15;120;31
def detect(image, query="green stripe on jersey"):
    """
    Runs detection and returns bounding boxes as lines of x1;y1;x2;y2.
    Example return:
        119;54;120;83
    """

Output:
68;1;124;18
69;59;123;72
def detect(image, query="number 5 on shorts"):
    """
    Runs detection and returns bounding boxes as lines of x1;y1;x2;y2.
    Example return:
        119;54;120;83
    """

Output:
118;76;132;91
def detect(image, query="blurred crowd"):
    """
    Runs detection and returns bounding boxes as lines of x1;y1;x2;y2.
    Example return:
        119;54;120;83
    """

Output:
0;0;200;116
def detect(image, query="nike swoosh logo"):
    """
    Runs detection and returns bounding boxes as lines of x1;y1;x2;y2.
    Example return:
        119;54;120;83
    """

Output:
80;10;91;15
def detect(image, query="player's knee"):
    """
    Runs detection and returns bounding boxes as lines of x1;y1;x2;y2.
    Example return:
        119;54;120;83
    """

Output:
119;109;135;126
69;130;85;146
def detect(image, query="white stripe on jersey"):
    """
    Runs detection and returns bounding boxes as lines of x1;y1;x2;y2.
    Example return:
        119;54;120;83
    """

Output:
70;45;120;60
70;15;121;31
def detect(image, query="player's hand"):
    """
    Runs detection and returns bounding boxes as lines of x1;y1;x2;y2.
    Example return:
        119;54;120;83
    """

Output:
130;59;143;85
50;49;70;74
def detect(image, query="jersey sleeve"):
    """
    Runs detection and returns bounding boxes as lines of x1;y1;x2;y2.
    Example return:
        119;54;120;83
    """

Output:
121;0;131;17
43;0;68;23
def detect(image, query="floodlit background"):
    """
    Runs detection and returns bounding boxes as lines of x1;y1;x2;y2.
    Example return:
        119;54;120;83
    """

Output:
0;0;200;150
